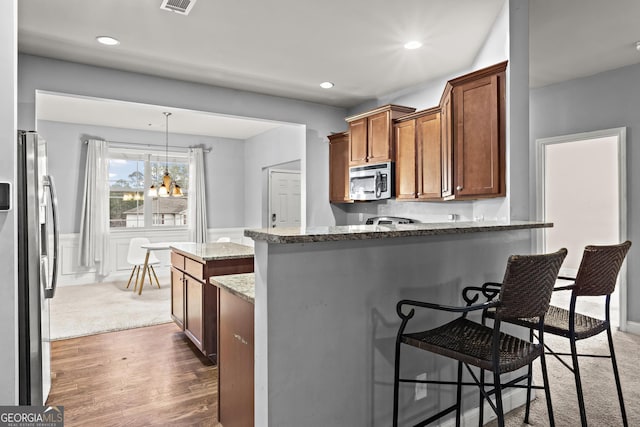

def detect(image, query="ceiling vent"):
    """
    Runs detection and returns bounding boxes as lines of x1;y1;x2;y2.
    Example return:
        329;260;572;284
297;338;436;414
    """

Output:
160;0;196;15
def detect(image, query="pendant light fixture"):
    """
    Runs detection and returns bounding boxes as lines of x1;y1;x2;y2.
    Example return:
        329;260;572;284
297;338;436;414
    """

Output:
149;112;183;198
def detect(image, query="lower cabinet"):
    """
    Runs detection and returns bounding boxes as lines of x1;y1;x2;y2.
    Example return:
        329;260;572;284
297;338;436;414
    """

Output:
219;288;254;427
170;267;184;329
170;247;254;362
184;274;204;351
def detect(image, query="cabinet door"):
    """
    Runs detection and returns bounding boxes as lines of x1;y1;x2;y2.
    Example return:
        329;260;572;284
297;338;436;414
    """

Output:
394;120;416;199
453;75;501;197
349;118;367;164
185;275;204;352
416;112;442;199
440;91;453;198
368;111;392;162
170;267;184;329
219;289;255;427
329;133;350;202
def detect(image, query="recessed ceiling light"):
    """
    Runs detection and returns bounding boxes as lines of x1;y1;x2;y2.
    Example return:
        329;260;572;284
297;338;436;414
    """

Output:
320;82;334;89
96;36;120;46
404;41;422;50
636;41;640;52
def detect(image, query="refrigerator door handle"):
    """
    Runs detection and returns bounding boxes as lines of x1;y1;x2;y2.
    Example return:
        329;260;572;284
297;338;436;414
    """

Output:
43;175;59;299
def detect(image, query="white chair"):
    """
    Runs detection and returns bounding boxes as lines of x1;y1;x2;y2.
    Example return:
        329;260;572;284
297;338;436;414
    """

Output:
126;237;160;292
216;237;231;242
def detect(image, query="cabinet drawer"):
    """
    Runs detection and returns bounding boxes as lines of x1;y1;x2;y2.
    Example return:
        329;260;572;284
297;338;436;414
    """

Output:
185;257;205;281
171;251;185;270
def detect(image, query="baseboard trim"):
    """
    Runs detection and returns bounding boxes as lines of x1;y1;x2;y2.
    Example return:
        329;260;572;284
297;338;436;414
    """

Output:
623;321;640;335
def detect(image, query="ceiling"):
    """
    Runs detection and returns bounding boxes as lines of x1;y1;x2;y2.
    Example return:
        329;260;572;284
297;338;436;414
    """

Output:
18;0;640;137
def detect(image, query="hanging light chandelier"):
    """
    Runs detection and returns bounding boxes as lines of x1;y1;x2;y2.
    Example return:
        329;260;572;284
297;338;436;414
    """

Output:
149;112;183;198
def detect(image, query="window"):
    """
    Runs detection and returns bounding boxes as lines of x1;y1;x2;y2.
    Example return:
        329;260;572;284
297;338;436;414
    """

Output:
108;147;189;229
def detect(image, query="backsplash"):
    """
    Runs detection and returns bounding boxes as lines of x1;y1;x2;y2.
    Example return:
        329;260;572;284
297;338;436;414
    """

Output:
336;197;508;225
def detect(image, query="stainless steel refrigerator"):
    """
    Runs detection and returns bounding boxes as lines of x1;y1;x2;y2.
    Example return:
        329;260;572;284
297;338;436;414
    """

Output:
17;130;59;405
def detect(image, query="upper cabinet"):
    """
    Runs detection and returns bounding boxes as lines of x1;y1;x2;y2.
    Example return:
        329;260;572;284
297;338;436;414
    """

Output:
329;61;507;203
328;131;351;203
393;61;507;201
446;61;506;200
346;105;415;166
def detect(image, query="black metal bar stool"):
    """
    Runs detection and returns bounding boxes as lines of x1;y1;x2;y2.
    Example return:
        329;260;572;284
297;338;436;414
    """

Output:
392;248;567;427
483;241;631;427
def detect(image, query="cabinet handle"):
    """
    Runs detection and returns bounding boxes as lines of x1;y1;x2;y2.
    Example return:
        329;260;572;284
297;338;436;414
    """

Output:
456;185;463;191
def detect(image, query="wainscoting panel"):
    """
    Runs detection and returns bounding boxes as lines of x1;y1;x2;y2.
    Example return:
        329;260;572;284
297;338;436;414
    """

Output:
58;227;249;286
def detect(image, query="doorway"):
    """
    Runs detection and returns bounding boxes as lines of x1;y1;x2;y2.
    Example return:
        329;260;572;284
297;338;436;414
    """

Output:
536;127;627;329
268;170;301;228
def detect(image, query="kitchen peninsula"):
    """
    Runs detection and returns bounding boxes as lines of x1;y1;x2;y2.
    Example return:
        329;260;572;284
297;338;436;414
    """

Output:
245;220;551;427
170;242;254;362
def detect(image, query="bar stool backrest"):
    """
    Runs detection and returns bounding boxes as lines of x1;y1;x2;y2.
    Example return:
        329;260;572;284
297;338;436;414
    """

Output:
573;241;631;297
496;248;567;320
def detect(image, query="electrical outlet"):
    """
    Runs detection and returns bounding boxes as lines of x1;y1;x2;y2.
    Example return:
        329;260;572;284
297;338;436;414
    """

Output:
358;212;364;221
415;373;427;400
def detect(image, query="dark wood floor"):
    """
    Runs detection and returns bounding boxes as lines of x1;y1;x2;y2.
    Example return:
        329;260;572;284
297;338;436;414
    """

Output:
46;323;219;427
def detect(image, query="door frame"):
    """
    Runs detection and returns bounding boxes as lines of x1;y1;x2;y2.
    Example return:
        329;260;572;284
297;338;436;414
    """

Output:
267;169;302;229
535;127;628;330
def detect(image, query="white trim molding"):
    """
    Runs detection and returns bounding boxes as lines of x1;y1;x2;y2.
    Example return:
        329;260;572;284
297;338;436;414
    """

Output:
57;227;251;286
535;127;628;330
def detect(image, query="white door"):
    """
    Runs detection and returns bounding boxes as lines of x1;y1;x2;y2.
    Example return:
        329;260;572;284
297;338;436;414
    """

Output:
269;170;301;228
537;127;627;328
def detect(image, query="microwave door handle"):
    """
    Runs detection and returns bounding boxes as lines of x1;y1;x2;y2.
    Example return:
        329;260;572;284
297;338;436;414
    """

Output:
375;171;382;198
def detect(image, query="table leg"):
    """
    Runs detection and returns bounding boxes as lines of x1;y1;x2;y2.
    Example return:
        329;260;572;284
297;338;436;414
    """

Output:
138;250;151;295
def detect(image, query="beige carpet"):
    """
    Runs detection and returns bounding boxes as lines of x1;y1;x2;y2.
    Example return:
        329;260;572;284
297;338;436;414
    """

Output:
487;287;638;427
492;329;640;427
50;279;172;340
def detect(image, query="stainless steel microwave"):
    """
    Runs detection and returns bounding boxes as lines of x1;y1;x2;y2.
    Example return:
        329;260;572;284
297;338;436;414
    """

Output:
349;162;393;201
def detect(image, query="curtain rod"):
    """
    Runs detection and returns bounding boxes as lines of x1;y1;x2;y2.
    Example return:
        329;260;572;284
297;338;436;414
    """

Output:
83;139;210;153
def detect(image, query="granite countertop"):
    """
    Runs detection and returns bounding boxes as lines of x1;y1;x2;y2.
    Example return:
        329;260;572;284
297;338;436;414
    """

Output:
210;273;255;304
170;242;254;262
244;220;552;244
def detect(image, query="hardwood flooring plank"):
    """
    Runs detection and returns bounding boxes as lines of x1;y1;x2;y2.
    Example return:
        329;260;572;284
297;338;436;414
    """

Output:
47;323;218;427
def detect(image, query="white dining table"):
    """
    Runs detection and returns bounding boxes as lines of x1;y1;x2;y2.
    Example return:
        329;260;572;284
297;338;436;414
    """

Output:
137;242;176;295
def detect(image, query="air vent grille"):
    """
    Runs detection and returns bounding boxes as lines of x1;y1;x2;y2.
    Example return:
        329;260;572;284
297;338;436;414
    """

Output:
160;0;196;15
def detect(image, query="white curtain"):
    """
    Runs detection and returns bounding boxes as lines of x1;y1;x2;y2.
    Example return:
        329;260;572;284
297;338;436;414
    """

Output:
188;147;208;243
78;139;111;275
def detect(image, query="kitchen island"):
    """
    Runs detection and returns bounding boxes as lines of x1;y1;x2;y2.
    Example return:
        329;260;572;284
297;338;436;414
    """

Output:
245;220;551;427
170;242;254;362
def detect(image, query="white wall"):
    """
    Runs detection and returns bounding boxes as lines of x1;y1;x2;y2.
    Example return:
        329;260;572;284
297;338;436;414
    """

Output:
244;125;305;228
36;120;246;233
530;61;640;324
0;0;17;405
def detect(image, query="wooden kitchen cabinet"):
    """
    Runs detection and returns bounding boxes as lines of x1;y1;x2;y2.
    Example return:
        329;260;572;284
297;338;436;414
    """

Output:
170;266;184;329
393;119;416;199
416;111;442;200
328;131;351;203
346;104;415;166
447;61;506;199
393;61;506;201
218;286;254;427
393;108;442;200
170;243;254;362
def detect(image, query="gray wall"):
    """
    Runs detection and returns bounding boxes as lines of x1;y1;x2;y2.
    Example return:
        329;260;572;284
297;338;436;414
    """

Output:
18;54;347;228
0;0;17;405
244;124;305;228
37;120;246;233
530;61;640;322
337;0;530;225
